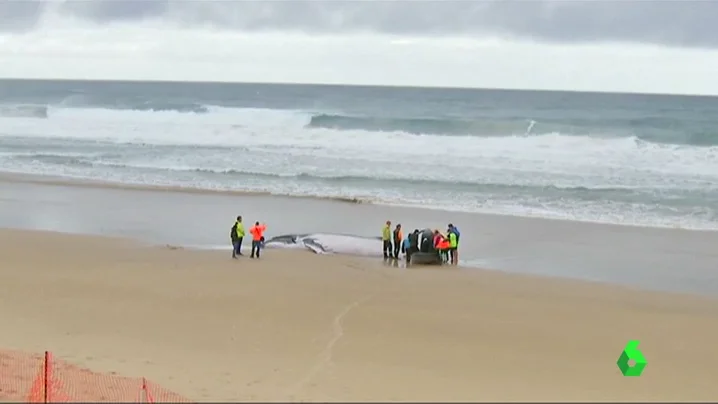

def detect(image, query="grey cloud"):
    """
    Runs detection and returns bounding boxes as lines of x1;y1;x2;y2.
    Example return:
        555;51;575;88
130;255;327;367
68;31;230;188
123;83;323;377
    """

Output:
1;0;717;48
58;0;170;22
0;1;44;31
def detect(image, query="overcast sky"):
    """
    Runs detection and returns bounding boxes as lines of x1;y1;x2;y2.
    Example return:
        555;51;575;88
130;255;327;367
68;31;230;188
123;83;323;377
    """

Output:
2;0;717;48
1;0;718;95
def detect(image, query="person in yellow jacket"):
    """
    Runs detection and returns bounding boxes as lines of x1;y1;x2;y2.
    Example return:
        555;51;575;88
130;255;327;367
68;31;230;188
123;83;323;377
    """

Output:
447;227;458;265
382;220;392;259
230;215;245;259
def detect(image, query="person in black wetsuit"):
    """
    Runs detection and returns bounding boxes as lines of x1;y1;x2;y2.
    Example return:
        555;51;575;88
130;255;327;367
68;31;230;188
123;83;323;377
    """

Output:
419;228;434;253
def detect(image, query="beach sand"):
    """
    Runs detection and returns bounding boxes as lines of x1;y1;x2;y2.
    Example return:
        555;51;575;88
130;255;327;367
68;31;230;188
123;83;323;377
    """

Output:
1;228;718;402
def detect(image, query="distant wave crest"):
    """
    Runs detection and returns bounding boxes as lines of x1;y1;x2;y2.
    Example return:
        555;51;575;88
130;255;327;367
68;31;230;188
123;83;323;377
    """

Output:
307;113;495;135
306;112;718;145
56;94;210;114
305;113;558;137
112;101;209;114
2;97;716;146
0;104;48;119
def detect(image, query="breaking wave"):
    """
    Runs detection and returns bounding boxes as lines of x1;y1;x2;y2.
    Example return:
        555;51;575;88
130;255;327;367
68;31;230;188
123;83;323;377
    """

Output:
306;112;718;145
0;105;48;119
0;81;716;230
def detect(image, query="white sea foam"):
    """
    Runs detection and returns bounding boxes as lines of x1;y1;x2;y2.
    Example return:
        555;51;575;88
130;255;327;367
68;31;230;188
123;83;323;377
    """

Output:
0;104;717;230
1;105;715;184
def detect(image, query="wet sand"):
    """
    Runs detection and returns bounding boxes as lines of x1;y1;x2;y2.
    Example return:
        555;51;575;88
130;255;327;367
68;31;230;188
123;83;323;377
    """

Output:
1;228;718;401
1;172;717;295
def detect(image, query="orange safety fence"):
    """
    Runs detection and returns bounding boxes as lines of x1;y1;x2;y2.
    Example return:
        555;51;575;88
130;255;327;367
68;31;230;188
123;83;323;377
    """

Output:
0;350;194;403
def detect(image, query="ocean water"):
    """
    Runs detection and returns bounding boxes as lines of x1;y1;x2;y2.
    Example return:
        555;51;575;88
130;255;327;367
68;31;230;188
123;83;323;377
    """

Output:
1;79;717;230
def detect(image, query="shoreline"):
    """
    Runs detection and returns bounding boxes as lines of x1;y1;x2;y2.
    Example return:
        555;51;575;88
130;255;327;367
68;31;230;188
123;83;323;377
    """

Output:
4;226;713;301
1;170;715;234
0;171;368;204
1;228;718;401
0;225;686;299
1;224;707;301
3;171;718;296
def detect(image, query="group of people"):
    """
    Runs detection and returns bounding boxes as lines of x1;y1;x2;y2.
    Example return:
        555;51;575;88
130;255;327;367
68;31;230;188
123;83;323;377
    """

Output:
228;215;460;264
382;221;461;265
230;216;267;259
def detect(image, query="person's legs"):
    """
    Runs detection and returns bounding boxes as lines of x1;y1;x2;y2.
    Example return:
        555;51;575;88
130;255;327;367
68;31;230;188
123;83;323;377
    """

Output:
256;241;261;259
236;237;243;255
383;240;391;258
251;240;257;258
232;241;238;258
393;241;400;259
452;247;459;265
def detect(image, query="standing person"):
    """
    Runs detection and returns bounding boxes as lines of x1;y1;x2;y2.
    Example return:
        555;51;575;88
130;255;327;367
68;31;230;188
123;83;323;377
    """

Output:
448;223;461;265
405;229;419;264
448;227;458;265
392;224;403;259
249;221;267;259
437;237;451;264
433;230;449;263
230;215;245;258
382;220;392;259
230;219;239;259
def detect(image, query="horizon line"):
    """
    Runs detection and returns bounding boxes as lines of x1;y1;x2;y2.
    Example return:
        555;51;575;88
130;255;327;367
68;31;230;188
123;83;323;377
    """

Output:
0;76;716;99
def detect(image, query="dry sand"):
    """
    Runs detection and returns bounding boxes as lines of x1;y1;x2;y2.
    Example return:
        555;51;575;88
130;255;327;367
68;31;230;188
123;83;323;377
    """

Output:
1;228;717;402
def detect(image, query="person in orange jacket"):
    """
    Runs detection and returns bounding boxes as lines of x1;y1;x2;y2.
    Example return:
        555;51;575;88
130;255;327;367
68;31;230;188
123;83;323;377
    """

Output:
433;230;450;263
249;221;267;259
392;224;403;259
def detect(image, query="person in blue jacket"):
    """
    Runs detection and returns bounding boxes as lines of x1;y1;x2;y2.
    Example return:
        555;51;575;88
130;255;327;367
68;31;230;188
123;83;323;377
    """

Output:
404;229;419;264
402;232;410;262
448;223;460;241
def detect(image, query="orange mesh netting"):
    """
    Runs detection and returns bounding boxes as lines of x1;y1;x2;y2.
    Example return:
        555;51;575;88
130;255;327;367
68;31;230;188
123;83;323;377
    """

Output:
0;350;193;403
